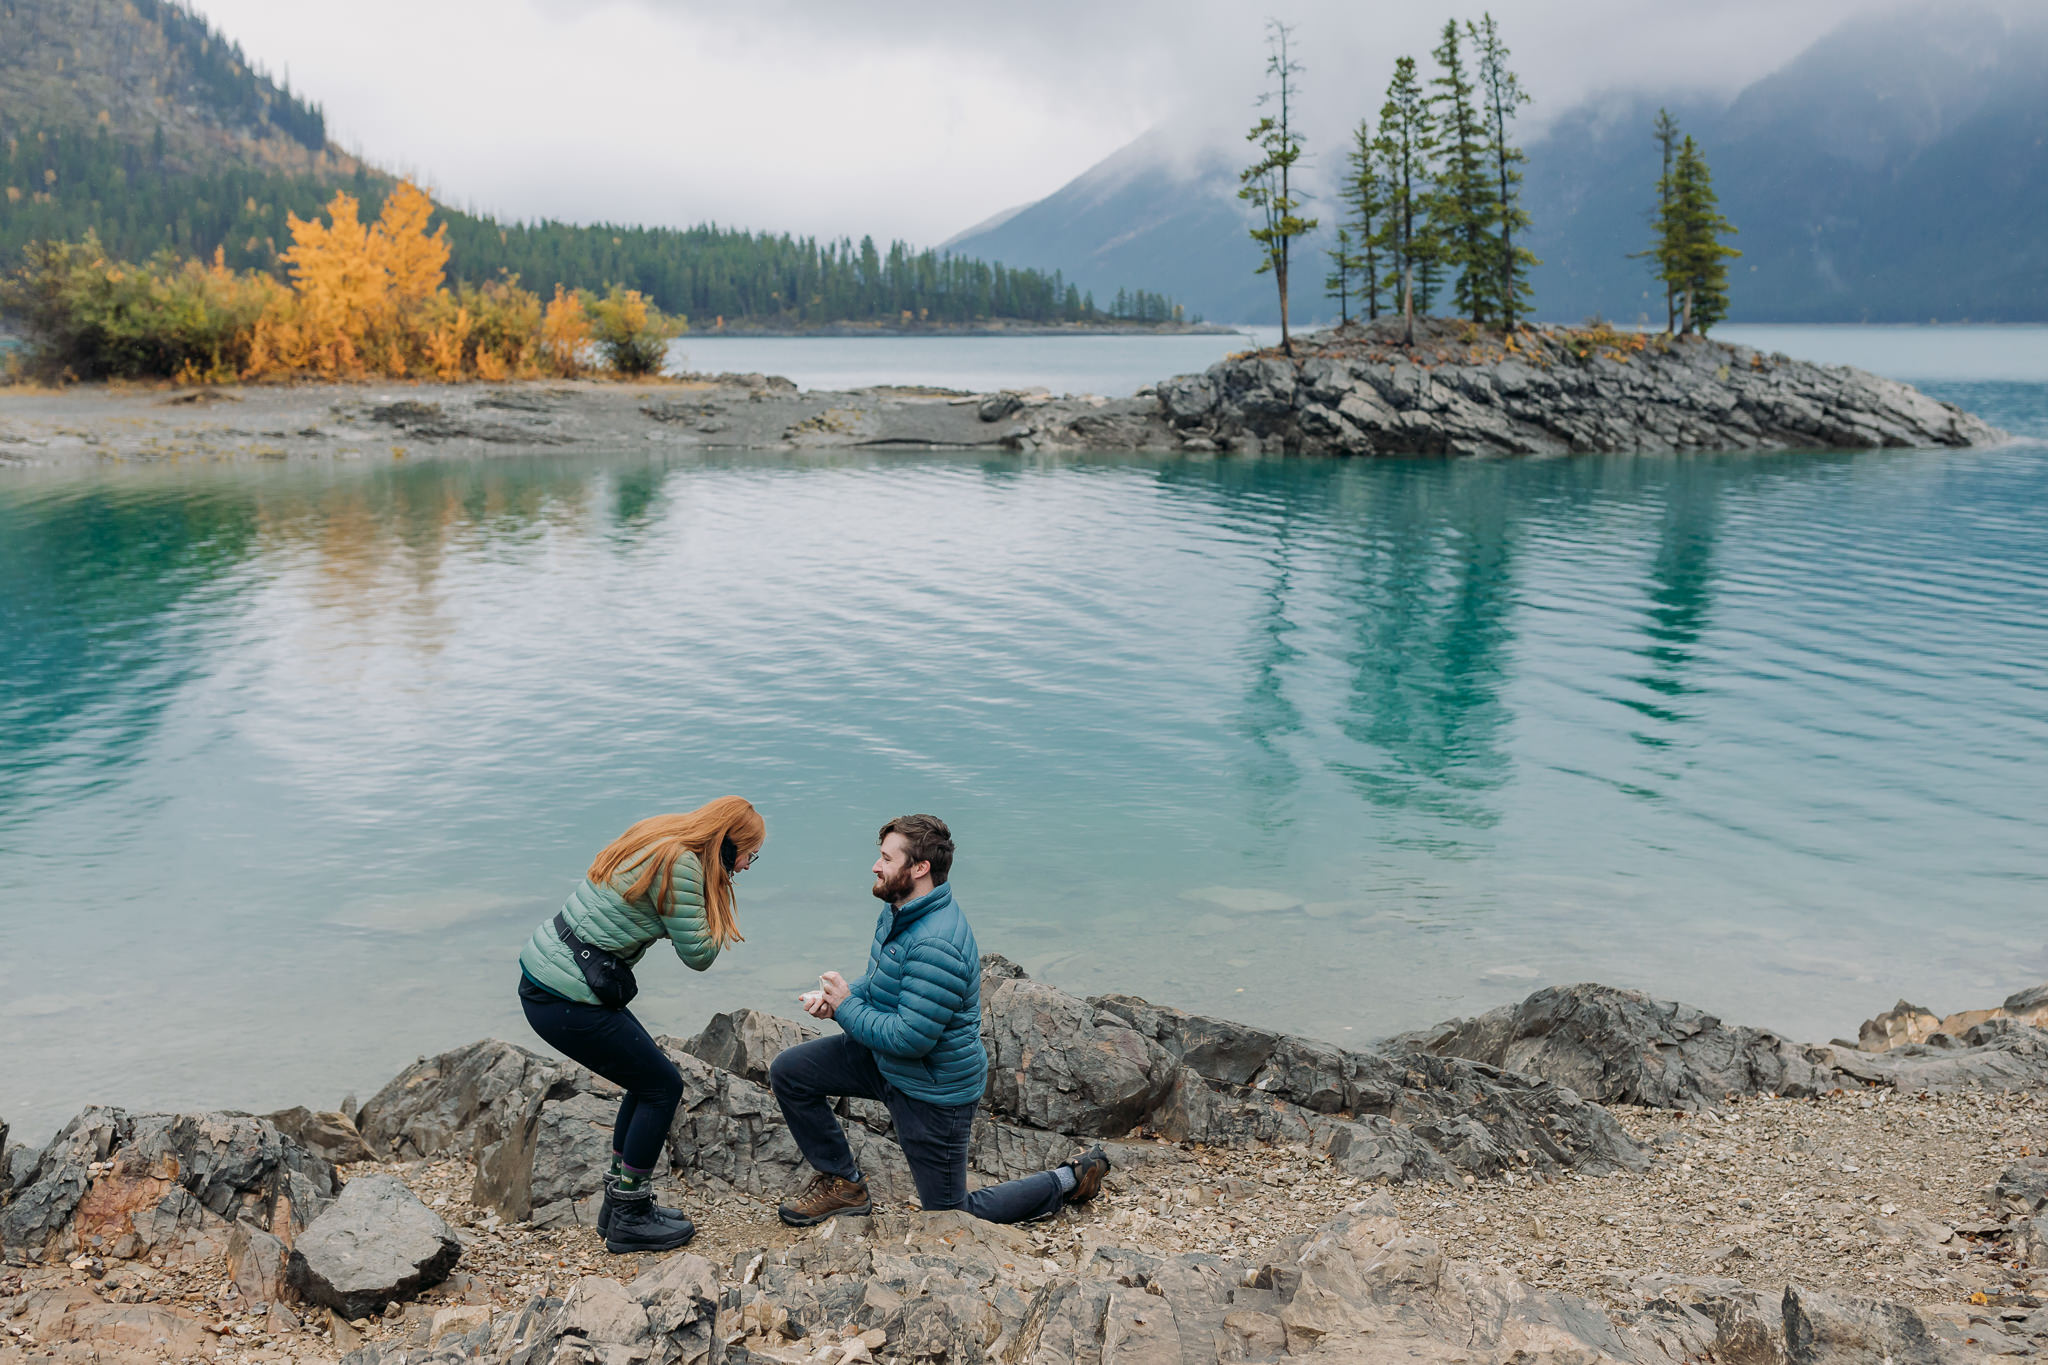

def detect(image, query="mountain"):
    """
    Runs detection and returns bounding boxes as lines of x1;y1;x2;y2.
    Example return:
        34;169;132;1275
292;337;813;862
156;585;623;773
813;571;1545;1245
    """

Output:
940;127;1277;325
1522;3;2048;324
0;0;1169;332
944;3;2048;324
0;0;335;172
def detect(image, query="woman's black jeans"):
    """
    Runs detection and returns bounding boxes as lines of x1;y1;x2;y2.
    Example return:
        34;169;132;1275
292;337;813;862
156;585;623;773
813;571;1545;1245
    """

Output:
519;977;683;1172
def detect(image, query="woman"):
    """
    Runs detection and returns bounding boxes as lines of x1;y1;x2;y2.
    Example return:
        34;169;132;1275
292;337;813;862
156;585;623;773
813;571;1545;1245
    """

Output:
518;796;763;1253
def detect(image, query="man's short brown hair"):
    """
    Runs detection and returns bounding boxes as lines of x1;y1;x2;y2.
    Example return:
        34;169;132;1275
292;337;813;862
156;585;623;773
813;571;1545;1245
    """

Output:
879;814;954;885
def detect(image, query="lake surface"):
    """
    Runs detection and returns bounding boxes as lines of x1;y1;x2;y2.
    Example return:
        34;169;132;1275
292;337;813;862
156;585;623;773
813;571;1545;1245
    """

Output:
3;328;2046;1143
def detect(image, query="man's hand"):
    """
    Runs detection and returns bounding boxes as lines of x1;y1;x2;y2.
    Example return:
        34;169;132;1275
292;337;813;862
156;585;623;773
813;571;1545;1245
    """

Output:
798;989;832;1019
820;971;852;1011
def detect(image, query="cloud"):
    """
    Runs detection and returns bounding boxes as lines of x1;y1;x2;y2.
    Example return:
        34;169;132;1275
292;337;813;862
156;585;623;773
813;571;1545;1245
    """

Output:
190;0;1870;245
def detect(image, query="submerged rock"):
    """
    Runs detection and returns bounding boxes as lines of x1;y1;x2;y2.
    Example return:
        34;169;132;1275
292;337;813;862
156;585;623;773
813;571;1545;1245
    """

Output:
284;1172;461;1319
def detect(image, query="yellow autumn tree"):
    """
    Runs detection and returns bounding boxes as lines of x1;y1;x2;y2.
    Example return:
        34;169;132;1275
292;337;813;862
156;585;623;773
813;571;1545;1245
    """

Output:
245;182;450;377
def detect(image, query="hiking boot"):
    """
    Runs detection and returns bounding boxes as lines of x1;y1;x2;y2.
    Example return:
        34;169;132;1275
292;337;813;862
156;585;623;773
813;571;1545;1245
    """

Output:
1062;1147;1111;1204
603;1184;695;1253
778;1173;872;1227
597;1174;692;1240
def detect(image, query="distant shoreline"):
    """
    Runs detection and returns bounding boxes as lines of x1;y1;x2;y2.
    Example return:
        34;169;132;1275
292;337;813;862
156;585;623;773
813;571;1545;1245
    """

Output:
688;320;1242;339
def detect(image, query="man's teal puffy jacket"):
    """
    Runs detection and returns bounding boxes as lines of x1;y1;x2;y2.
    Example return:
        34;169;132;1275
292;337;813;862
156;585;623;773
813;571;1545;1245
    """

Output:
519;850;721;1005
833;883;988;1106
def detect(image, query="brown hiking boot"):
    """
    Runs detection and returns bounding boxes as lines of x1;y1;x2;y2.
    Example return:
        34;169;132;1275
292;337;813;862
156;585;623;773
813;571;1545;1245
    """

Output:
778;1173;872;1227
1063;1147;1111;1204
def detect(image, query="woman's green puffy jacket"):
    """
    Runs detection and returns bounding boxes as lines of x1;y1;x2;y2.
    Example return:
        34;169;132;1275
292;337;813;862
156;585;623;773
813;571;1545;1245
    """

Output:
519;850;721;1004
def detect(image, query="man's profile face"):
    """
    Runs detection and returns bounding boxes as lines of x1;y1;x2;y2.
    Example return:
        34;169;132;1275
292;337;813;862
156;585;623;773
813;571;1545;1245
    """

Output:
871;832;924;905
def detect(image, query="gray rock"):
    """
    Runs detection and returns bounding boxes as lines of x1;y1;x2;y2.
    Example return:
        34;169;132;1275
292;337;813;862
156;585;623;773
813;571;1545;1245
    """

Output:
505;1254;719;1365
1821;1021;2048;1092
679;1009;818;1087
980;974;1179;1137
1990;1156;2048;1214
0;1108;335;1262
286;1173;462;1319
1397;982;1838;1110
1098;991;1646;1180
265;1106;377;1165
1780;1283;1978;1363
227;1221;288;1304
977;391;1024;421
356;1038;578;1161
2005;981;2048;1023
1140;323;2001;458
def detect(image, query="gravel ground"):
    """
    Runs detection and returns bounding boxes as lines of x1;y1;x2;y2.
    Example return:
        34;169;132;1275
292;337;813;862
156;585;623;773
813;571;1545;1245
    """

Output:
5;1090;2042;1364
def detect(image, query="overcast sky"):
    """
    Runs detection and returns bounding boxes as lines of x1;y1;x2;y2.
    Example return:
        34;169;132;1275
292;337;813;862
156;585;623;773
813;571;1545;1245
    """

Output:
192;0;1876;245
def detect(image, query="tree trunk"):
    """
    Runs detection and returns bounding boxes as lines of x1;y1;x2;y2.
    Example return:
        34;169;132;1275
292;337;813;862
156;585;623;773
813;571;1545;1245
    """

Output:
1277;260;1292;355
1402;264;1416;346
1680;289;1694;336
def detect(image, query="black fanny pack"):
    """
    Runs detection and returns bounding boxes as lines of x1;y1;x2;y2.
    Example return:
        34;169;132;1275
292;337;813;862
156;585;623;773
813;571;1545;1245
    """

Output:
554;911;639;1010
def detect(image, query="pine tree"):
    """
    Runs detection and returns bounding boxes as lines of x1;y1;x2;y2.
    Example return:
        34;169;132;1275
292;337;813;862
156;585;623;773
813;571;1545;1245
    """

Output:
1471;14;1536;331
1428;18;1497;324
1240;19;1318;355
1645;108;1682;332
1371;55;1437;345
1339;117;1386;320
1324;225;1357;325
1665;135;1740;334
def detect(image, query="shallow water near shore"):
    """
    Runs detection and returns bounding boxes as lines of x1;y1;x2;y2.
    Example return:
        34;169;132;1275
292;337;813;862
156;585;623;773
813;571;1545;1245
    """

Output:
2;342;2046;1145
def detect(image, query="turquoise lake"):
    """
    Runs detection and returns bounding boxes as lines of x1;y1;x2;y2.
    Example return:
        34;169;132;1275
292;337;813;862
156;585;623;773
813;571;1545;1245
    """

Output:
3;327;2046;1142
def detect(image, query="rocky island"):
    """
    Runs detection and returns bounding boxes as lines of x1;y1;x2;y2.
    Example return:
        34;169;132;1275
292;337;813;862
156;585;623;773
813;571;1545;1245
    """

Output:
5;961;2046;1365
0;321;2002;469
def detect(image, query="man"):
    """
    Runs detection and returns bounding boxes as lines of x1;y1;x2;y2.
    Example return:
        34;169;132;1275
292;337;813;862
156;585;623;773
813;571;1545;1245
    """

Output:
768;813;1109;1225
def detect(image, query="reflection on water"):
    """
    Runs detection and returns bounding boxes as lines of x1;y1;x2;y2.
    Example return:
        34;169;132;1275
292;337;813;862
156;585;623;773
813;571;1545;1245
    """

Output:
3;394;2047;1141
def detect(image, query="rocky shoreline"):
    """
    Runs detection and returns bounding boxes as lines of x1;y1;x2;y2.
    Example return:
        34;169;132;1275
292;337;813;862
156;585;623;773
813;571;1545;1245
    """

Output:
5;963;2046;1365
0;320;2003;469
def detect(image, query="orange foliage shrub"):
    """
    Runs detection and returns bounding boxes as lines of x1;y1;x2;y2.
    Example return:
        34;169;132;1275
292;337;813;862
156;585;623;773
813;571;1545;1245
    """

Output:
241;182;586;381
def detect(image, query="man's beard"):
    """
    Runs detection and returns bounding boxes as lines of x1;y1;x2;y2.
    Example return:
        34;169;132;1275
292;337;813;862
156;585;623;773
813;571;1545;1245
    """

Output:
872;865;916;905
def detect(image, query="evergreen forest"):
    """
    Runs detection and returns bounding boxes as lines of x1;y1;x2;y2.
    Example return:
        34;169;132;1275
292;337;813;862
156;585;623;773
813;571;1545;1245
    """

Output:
0;125;1180;329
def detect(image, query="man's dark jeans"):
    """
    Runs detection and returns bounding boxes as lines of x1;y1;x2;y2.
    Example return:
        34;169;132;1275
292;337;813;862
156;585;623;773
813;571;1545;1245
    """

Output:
519;976;682;1172
768;1034;1064;1224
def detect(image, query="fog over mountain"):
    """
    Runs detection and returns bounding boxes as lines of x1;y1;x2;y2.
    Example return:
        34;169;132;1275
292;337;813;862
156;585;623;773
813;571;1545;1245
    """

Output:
946;3;2048;324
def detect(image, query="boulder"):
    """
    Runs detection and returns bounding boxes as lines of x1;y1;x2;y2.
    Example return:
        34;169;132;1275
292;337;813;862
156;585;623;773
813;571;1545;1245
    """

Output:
285;1173;462;1319
504;1254;719;1365
1822;1020;2048;1092
0;1107;335;1263
679;1008;818;1087
1990;1157;2048;1215
977;391;1024;422
355;1038;577;1160
2006;981;2048;1025
1097;990;1646;1179
1396;983;1839;1109
227;1221;288;1304
264;1106;377;1164
979;975;1178;1137
1856;999;1944;1052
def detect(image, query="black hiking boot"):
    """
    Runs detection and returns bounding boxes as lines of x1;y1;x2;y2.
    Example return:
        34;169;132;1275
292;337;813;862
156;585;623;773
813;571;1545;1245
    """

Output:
597;1173;693;1240
603;1184;695;1253
1062;1147;1111;1204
